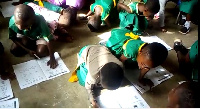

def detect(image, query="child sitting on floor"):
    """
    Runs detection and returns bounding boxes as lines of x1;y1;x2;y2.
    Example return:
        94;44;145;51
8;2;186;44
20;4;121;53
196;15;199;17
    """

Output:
68;45;124;108
106;28;168;87
82;0;119;32
9;4;58;69
167;81;199;108
117;0;160;35
25;2;73;42
173;39;198;82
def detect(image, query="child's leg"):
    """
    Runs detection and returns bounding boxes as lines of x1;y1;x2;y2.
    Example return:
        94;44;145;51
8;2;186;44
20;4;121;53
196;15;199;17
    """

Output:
10;37;36;57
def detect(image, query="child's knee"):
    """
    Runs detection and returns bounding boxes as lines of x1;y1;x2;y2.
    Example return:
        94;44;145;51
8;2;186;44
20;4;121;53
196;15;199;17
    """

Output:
36;46;49;57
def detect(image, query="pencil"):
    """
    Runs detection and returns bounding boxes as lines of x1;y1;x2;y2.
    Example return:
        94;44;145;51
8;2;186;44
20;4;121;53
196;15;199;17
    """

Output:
34;54;40;59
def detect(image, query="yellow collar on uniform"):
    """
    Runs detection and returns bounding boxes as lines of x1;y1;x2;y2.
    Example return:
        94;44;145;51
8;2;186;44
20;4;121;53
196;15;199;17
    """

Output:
138;43;146;52
34;0;46;7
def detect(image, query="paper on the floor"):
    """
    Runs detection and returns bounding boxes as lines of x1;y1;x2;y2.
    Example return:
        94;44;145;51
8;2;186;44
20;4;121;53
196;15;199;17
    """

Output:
0;0;18;18
96;86;150;108
0;98;19;108
129;66;173;94
140;36;172;50
13;52;70;89
0;78;13;102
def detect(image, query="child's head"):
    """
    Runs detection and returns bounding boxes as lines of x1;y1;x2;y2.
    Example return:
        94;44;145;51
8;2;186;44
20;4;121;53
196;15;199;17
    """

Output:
137;42;168;70
99;62;124;90
143;0;160;20
14;4;35;30
87;15;101;32
59;7;76;28
167;81;199;108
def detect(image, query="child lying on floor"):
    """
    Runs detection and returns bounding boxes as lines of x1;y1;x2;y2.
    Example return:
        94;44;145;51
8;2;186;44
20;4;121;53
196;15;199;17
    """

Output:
117;0;160;35
9;4;58;69
68;45;124;108
82;0;119;32
25;2;73;42
106;28;168;87
167;81;199;108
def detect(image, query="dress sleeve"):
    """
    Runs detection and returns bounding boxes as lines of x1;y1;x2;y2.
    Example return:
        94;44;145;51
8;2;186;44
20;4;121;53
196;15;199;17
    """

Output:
128;2;137;13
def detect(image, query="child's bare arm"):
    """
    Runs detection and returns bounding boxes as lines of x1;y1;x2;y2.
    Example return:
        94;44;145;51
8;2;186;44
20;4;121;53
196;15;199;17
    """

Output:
139;68;154;87
86;10;93;17
11;39;36;56
117;3;132;13
46;40;58;69
120;54;128;63
104;18;111;27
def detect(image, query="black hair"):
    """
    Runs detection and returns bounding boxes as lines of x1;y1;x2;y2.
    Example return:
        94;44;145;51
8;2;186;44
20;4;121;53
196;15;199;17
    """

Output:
143;42;168;67
100;62;124;90
176;81;199;108
87;15;101;32
14;4;35;21
145;0;160;14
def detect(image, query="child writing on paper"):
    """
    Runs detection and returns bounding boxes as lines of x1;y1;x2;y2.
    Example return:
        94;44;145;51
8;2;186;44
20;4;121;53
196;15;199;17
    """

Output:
117;0;160;35
167;81;199;108
9;4;58;69
24;1;73;42
68;45;124;108
173;39;198;82
106;28;168;87
81;0;119;32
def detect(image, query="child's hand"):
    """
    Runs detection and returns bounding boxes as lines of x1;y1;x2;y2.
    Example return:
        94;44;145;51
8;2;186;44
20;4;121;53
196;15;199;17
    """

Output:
139;78;154;89
90;99;99;108
47;58;58;69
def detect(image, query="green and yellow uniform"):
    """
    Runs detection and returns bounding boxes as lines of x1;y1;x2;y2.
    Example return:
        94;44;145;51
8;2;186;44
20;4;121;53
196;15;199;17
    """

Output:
189;40;198;81
119;2;148;35
106;28;146;63
180;0;198;14
9;15;53;42
24;0;63;13
90;0;119;24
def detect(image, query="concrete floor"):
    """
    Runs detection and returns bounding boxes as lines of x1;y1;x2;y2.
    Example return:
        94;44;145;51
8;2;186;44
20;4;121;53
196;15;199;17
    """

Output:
0;0;198;108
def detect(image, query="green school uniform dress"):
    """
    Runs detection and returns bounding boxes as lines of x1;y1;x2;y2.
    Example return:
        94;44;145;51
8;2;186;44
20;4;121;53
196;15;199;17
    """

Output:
106;28;146;63
119;2;148;35
90;0;119;24
180;0;198;14
189;40;198;81
9;15;53;42
24;1;63;13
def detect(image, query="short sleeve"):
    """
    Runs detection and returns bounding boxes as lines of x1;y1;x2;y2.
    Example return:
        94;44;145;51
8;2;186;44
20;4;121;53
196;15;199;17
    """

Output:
123;40;144;61
38;16;53;42
8;16;17;40
128;2;137;13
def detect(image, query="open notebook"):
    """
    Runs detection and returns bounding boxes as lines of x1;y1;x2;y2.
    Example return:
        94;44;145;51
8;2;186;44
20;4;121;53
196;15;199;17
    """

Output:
96;86;150;108
0;78;13;102
13;52;70;89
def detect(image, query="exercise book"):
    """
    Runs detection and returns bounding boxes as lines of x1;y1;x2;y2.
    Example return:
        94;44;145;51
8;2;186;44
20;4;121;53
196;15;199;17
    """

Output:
125;66;173;94
0;78;13;102
0;98;19;108
96;86;150;108
13;52;70;89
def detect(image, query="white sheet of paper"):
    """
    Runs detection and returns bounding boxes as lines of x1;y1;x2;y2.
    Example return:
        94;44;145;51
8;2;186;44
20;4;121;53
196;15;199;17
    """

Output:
37;52;70;80
0;98;19;108
0;78;13;102
13;52;70;89
132;66;173;94
96;86;150;108
139;36;172;51
0;0;17;18
13;60;47;89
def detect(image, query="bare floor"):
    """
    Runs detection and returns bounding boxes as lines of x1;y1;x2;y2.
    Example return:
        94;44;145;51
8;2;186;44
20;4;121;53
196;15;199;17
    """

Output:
0;1;198;108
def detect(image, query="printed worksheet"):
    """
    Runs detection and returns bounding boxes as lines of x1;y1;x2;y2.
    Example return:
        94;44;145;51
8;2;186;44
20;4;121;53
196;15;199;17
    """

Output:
0;98;19;108
0;78;13;102
13;52;70;89
125;66;173;94
96;86;150;108
140;36;172;50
